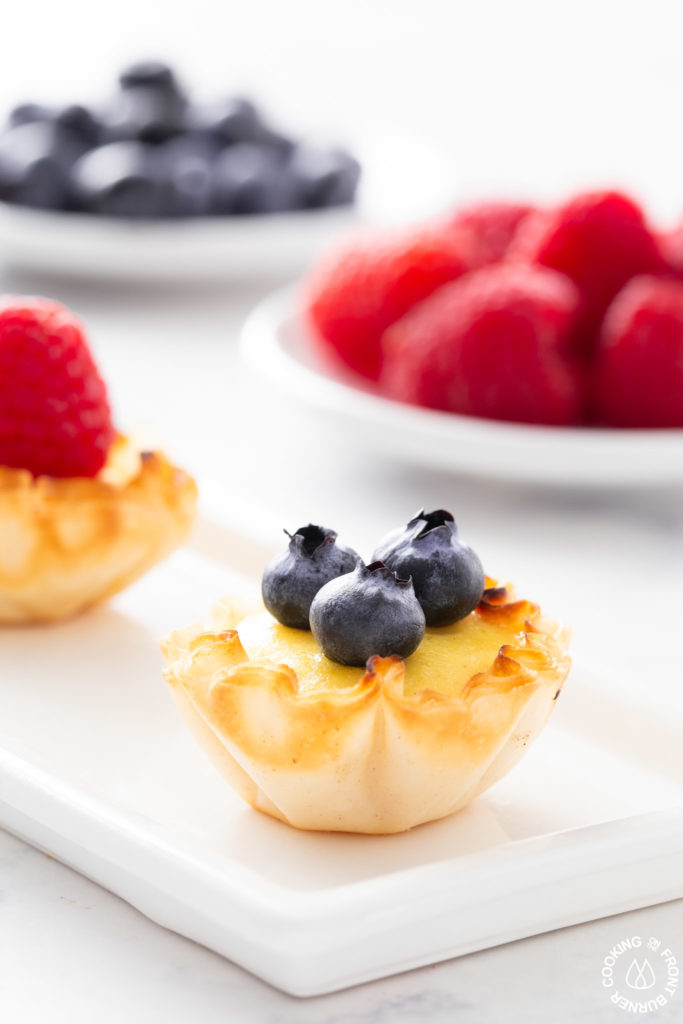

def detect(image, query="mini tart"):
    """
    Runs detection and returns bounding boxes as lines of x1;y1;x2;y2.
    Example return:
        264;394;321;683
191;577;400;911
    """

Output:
161;583;571;834
0;435;197;624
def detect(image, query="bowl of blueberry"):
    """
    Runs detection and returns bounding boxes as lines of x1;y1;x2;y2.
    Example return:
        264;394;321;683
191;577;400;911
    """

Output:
0;61;363;281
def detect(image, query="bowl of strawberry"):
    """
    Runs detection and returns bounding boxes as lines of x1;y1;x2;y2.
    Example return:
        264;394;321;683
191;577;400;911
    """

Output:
242;190;683;486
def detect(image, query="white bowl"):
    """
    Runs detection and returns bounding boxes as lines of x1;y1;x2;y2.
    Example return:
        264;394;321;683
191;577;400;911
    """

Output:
241;287;683;487
0;130;455;282
0;202;359;282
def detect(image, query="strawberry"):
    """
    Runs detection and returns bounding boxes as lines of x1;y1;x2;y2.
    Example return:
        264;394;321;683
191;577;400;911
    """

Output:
658;224;683;278
381;264;584;426
509;190;665;359
304;224;471;381
595;276;683;427
448;200;534;267
0;297;114;477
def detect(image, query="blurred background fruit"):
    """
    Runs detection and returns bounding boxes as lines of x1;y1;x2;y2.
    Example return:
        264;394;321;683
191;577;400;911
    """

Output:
0;61;361;219
303;190;683;429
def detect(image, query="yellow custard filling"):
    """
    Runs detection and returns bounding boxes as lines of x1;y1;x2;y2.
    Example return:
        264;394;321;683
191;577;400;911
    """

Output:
236;610;521;699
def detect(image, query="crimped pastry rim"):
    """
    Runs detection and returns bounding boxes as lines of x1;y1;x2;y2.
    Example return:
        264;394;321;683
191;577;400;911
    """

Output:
0;436;197;624
161;583;571;833
167;587;567;710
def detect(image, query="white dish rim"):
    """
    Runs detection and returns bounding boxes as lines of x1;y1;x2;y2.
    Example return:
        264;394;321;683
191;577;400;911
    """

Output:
240;286;683;487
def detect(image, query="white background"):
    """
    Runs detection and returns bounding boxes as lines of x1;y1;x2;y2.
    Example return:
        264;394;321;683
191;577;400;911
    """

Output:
1;2;683;1022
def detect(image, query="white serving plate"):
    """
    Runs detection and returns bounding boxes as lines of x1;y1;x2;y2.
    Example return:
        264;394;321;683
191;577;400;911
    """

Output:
241;288;683;487
1;523;683;997
0;131;454;282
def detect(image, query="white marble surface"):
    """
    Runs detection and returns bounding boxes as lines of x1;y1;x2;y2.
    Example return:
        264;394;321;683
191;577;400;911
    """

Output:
1;267;682;1022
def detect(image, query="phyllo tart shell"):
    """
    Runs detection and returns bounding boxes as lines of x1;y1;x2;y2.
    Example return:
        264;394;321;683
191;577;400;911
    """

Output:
161;585;571;834
0;436;197;624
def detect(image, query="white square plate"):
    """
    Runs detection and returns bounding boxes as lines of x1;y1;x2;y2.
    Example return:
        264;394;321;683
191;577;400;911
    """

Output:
1;527;682;996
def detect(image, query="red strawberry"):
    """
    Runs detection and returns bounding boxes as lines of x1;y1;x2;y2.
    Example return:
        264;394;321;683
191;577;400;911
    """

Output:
658;224;683;278
509;190;665;359
381;264;584;426
0;297;114;477
448;200;534;267
304;224;471;381
595;276;683;427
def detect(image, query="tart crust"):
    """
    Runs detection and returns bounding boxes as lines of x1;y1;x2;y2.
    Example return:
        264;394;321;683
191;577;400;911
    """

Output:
161;585;571;834
0;436;197;624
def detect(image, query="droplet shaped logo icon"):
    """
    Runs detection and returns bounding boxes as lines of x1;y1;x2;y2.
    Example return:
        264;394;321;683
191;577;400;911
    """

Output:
625;958;657;991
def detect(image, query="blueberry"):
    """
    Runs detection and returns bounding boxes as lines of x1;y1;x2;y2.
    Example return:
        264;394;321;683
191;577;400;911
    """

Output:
211;142;297;214
118;61;184;98
56;104;102;147
310;561;425;667
154;143;212;216
198;97;264;147
372;510;485;627
108;61;186;145
0;122;71;208
193;97;295;155
104;86;186;145
70;142;169;217
157;132;221;162
257;126;296;159
8;103;54;128
262;524;360;630
289;144;361;208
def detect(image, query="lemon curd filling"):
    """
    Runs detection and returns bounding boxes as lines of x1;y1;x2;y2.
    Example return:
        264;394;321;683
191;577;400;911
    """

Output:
236;610;520;698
